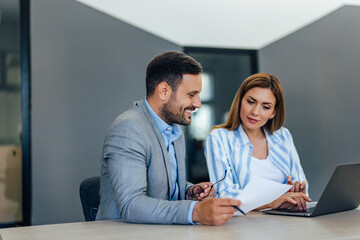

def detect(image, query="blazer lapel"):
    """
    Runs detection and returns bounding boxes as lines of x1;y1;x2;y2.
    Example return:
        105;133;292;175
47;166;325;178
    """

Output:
174;134;186;200
135;99;173;199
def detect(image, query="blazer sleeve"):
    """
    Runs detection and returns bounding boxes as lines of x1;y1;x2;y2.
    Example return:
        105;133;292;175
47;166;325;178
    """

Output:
104;120;193;224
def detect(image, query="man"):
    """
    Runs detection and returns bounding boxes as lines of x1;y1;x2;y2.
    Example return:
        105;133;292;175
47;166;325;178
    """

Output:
96;51;240;225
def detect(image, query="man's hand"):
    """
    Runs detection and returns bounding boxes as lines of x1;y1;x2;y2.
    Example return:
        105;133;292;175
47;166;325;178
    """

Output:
192;198;241;226
186;182;215;201
287;176;306;194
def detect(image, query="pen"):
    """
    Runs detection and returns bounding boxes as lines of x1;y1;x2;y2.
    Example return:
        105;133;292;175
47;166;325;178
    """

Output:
233;205;246;215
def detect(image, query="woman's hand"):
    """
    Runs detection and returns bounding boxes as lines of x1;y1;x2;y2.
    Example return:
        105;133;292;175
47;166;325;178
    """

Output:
269;192;312;210
287;176;306;194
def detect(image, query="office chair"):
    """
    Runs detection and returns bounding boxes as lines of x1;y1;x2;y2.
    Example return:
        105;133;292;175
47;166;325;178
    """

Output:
79;176;100;221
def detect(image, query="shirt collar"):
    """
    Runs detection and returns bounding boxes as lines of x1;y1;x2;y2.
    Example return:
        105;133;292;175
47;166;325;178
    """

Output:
144;97;181;141
236;124;278;148
264;128;279;148
236;125;251;146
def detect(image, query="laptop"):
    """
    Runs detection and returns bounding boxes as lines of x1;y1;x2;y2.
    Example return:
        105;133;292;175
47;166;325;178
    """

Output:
263;163;360;217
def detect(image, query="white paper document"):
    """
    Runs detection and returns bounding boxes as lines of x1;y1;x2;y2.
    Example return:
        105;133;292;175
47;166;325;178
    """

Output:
234;175;292;215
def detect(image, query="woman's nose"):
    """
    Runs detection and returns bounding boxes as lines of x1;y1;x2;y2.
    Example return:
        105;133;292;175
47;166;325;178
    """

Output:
251;105;260;115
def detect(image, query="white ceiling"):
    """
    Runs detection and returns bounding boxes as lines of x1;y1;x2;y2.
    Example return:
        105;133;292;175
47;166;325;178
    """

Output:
77;0;360;49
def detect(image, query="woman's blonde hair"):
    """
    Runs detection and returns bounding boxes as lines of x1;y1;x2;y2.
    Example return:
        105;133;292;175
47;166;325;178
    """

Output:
212;73;285;134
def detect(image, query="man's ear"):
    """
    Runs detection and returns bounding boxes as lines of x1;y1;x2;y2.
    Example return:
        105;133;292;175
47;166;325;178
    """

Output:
156;82;172;101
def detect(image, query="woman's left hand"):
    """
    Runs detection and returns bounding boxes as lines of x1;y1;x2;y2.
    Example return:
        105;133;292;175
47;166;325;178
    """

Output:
287;176;306;194
270;192;312;210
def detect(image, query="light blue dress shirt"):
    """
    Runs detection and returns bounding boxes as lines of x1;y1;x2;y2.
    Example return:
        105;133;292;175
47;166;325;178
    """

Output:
144;98;196;224
205;125;308;199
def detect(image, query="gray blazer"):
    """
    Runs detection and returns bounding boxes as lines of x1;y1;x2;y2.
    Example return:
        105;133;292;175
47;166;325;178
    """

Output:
96;99;193;224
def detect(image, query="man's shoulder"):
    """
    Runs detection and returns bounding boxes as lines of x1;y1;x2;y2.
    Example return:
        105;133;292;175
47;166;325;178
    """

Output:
110;100;149;131
114;106;145;123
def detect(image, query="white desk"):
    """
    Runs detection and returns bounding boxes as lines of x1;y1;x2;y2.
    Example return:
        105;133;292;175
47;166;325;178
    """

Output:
1;209;360;240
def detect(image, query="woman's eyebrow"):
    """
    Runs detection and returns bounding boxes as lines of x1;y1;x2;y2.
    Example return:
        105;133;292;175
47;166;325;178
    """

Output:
249;96;257;101
249;96;273;105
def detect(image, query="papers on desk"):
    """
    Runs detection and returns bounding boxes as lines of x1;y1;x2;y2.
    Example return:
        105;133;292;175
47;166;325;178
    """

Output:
233;175;292;215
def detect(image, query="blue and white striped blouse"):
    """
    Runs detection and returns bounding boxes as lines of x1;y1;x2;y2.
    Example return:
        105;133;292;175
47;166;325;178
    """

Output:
205;125;308;199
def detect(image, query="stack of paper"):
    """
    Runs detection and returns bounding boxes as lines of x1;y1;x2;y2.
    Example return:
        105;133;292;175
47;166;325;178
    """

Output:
234;175;292;215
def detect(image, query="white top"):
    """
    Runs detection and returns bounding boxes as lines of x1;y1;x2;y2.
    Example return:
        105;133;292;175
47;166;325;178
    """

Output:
250;156;287;183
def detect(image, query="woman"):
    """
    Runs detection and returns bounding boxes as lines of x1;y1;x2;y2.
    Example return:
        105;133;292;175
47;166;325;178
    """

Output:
205;73;311;211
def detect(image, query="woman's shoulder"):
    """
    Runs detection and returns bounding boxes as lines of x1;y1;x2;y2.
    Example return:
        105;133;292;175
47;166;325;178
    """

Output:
208;127;237;140
209;127;234;135
271;126;293;141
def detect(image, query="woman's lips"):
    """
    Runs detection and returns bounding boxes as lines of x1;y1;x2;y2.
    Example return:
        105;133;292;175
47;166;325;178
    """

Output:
248;117;259;123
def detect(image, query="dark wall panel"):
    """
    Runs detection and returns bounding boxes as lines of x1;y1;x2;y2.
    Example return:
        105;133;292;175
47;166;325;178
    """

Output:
31;0;181;224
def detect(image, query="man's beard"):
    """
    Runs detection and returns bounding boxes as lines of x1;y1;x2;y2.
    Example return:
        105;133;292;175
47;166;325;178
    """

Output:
160;94;195;126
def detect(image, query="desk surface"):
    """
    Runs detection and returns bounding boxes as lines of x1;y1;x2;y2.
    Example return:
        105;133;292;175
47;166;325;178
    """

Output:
1;209;360;240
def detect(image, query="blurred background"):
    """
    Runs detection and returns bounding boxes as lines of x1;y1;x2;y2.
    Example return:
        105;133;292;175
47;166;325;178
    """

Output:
1;0;360;226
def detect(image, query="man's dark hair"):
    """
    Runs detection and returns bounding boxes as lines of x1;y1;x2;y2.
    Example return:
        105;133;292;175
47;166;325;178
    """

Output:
146;51;202;96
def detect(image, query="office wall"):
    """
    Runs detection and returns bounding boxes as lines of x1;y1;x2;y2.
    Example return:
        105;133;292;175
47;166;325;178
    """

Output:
259;5;360;200
31;0;181;225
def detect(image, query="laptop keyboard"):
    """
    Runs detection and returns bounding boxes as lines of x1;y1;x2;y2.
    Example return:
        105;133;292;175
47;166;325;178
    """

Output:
282;207;315;213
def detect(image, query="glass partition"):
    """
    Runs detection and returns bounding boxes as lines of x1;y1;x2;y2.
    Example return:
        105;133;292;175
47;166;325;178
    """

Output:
184;48;258;183
0;0;31;227
0;0;22;226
